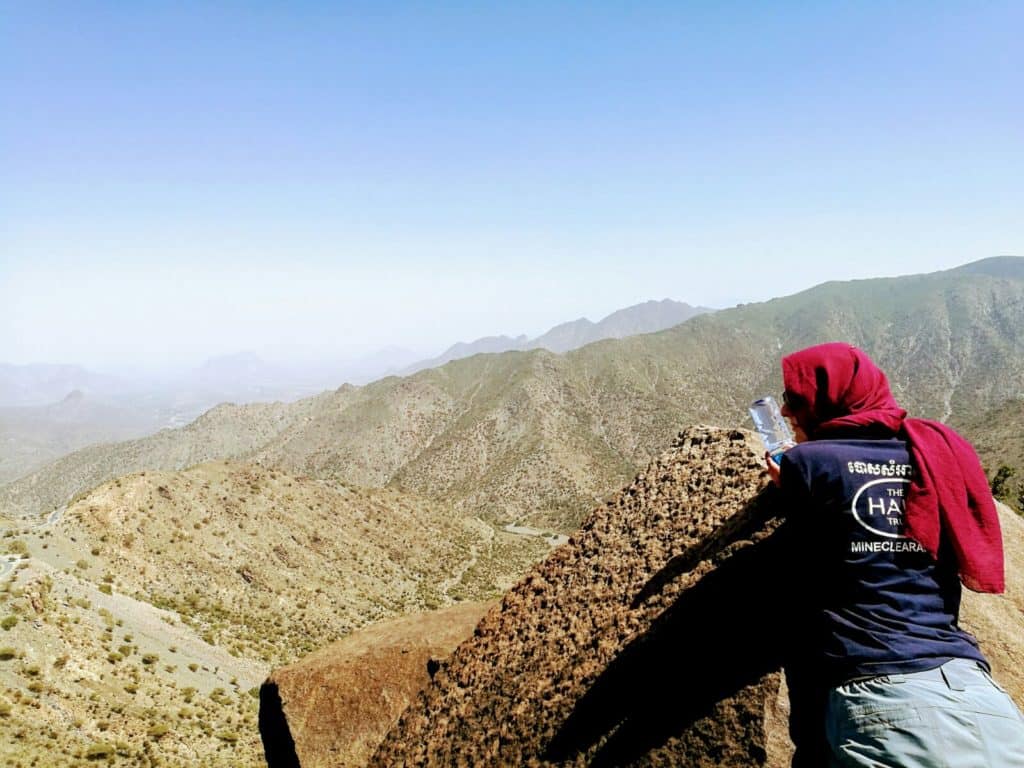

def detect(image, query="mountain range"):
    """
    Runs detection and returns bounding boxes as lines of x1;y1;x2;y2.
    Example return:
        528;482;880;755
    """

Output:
0;299;708;487
2;257;1024;765
400;298;711;374
4;257;1024;530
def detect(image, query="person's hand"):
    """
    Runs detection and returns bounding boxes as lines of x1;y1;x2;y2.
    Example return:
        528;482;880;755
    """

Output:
765;451;781;487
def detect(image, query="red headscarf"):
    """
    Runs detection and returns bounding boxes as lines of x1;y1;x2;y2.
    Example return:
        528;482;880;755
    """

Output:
782;342;1004;594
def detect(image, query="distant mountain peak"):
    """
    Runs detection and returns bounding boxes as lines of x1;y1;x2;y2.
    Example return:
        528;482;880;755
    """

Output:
401;299;712;374
61;389;85;403
950;256;1024;279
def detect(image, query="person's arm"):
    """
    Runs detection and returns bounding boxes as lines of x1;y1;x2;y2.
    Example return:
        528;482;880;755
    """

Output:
766;449;814;521
770;449;829;764
764;451;782;487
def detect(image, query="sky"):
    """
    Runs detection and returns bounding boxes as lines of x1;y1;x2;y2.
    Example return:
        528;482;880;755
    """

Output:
2;2;1021;373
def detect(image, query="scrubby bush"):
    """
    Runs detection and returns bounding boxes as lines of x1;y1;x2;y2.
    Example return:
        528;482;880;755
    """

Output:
84;741;115;759
1;616;17;631
3;540;28;557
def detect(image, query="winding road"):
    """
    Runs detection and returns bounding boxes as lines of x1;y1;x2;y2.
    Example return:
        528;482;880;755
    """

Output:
0;505;66;582
39;505;66;529
0;555;18;580
503;523;569;547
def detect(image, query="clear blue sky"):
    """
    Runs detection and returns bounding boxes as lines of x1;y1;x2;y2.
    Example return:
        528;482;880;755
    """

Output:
2;2;1021;371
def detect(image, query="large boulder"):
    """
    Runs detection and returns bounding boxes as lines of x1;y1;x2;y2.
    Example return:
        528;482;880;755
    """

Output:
370;426;1024;767
259;601;493;768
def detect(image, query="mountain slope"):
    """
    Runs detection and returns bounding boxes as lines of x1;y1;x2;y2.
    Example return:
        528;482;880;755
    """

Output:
5;259;1024;532
531;298;711;353
401;298;710;374
0;394;328;518
0;462;546;765
0;392;163;484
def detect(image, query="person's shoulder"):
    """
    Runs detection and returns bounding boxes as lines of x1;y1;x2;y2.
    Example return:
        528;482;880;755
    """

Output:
786;440;845;464
785;438;906;469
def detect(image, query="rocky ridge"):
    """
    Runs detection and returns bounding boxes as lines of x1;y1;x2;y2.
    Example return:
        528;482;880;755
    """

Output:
6;261;1024;534
370;426;1024;767
371;426;791;766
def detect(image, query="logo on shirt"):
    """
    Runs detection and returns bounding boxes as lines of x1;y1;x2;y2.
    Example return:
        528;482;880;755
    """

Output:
850;478;910;539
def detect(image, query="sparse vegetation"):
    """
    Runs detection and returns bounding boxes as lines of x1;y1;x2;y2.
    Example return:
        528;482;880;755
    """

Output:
2;540;28;557
84;741;116;760
1;264;1023;764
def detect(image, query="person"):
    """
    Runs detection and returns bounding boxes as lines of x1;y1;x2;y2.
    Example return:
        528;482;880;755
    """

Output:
763;342;1024;768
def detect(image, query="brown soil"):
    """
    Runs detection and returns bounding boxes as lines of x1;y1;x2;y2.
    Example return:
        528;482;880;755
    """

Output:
260;601;493;768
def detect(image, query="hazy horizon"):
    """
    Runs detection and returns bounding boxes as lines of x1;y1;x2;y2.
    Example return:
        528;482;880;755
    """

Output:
3;3;1021;373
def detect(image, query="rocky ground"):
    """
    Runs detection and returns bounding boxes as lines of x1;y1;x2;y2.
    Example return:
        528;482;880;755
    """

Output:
261;601;494;768
0;462;550;766
367;425;1024;767
371;426;792;767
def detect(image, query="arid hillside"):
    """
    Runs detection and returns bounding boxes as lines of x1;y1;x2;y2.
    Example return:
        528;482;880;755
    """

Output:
0;463;548;766
953;396;1024;511
5;259;1024;533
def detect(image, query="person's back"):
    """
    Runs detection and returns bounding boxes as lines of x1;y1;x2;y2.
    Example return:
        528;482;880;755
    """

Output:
781;436;989;688
767;342;1024;767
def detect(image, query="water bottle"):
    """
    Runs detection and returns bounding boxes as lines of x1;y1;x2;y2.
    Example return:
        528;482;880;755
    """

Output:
749;396;795;464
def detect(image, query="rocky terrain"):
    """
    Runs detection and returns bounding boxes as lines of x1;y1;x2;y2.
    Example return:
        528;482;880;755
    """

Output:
0;464;548;765
369;426;792;766
0;391;162;484
260;601;493;768
2;259;1023;766
5;258;1024;534
367;426;1024;767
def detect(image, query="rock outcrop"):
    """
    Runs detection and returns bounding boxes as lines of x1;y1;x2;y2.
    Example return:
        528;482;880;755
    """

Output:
260;601;493;768
267;425;1024;767
372;426;795;766
370;426;1024;767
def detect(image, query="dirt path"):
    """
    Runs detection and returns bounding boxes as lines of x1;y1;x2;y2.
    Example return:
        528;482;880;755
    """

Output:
0;555;17;580
503;523;569;547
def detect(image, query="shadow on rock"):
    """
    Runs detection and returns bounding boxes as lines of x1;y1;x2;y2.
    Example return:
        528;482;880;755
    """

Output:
546;519;807;767
259;682;301;768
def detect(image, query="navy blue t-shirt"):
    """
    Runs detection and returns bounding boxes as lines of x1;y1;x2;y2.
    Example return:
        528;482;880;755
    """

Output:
779;437;988;686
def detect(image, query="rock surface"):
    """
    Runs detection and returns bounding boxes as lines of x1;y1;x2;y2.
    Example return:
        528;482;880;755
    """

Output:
260;601;493;768
371;426;793;767
370;426;1024;767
